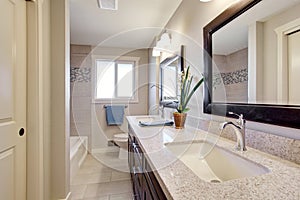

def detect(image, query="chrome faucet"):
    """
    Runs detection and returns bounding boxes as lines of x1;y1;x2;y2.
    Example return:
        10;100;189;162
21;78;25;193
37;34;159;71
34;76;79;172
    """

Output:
159;101;178;119
220;112;247;151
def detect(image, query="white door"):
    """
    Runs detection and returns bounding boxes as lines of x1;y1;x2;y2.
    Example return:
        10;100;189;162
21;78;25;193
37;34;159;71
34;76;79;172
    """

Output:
288;30;300;105
0;0;26;199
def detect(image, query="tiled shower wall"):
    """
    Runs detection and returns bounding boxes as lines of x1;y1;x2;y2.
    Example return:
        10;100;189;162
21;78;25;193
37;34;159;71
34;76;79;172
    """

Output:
213;48;248;103
70;45;92;150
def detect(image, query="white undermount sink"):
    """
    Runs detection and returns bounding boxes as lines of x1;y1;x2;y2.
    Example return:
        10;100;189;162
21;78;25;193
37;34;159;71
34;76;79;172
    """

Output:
165;141;269;183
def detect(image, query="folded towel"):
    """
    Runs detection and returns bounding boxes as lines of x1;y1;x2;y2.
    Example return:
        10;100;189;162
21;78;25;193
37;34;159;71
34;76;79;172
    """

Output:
105;105;125;126
139;120;174;127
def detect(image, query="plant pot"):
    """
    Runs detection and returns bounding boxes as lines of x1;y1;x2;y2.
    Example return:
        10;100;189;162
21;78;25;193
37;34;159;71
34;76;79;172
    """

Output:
173;112;187;129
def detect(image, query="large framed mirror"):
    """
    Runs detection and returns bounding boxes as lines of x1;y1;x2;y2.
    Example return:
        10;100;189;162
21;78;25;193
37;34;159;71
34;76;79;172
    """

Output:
203;0;300;129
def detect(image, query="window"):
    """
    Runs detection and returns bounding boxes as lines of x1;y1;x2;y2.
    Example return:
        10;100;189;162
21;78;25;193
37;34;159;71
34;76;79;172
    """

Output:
95;57;138;101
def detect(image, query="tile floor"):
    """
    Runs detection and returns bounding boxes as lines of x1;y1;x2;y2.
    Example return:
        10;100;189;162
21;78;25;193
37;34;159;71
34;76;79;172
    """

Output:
71;148;133;200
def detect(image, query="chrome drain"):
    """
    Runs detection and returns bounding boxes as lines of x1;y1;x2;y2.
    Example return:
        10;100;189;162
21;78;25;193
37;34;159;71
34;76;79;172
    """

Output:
210;179;221;183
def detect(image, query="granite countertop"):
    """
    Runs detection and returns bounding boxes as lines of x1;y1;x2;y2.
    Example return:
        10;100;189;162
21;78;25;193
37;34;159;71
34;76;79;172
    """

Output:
127;115;300;200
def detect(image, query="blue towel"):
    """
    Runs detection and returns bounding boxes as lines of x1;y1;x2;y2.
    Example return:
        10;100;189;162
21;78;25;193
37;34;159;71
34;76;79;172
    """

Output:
105;105;125;126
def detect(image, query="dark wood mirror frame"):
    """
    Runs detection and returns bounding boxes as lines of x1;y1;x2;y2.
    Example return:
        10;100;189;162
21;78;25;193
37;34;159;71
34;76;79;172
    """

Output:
203;0;300;129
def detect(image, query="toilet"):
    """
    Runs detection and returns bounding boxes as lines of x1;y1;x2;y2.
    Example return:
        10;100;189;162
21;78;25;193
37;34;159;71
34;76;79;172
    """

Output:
113;133;128;159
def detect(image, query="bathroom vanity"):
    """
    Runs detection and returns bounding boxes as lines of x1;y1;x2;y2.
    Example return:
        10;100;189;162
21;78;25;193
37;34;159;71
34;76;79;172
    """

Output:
128;125;167;200
127;116;300;200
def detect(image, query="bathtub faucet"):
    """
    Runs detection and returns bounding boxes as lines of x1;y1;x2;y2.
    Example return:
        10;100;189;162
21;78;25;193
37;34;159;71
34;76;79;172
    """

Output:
220;112;246;151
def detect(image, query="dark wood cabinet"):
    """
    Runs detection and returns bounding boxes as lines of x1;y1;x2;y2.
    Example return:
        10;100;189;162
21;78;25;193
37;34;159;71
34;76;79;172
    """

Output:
128;127;167;200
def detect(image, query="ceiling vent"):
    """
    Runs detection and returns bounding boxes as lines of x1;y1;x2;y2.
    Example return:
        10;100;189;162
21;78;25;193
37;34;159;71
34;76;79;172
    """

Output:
97;0;118;10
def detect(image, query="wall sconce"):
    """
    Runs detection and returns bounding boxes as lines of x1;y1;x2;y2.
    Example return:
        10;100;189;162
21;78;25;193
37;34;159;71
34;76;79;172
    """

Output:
152;32;171;57
152;47;161;57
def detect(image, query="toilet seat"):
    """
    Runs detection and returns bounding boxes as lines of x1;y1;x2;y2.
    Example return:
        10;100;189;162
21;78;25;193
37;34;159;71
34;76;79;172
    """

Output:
114;133;128;142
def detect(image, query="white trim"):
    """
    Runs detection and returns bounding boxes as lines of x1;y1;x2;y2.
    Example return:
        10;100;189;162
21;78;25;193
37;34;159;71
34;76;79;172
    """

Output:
58;192;72;200
248;22;263;103
92;99;139;104
275;18;300;104
27;1;48;199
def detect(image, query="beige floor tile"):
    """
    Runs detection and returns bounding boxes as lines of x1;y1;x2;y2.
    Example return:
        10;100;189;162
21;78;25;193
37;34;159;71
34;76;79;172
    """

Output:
111;171;131;182
78;163;113;175
70;184;87;200
82;156;103;167
109;192;134;200
92;153;130;173
71;153;133;200
71;172;111;185
84;180;132;198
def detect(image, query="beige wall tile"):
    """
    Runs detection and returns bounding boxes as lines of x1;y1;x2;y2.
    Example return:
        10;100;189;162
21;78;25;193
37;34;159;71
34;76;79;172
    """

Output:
71;82;91;97
71;44;92;54
71;97;92;111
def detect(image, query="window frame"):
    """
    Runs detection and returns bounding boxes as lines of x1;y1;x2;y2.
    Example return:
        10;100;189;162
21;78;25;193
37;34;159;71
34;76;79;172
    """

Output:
92;56;139;103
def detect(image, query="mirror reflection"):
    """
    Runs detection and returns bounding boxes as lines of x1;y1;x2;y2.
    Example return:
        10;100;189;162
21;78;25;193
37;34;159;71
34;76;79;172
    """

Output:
212;0;300;105
160;55;180;102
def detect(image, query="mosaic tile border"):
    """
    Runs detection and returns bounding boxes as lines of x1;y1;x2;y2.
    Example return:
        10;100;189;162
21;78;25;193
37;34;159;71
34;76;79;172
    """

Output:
213;68;248;87
71;67;91;83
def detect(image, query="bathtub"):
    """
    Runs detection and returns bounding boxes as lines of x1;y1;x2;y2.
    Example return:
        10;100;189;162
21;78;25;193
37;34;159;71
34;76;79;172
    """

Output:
70;136;88;181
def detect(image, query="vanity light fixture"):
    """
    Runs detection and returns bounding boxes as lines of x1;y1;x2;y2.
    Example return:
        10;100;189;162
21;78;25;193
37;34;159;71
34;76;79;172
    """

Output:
97;0;118;10
152;32;171;57
200;0;212;2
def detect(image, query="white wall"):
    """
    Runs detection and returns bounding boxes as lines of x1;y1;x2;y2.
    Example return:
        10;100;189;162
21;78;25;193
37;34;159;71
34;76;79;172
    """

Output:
50;0;70;199
262;3;300;103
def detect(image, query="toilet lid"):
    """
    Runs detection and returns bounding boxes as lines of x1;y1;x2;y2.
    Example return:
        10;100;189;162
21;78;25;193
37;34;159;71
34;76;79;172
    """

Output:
114;133;128;139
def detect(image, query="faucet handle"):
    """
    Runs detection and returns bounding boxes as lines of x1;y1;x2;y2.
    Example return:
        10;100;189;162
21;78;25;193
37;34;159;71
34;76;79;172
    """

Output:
228;111;243;118
228;112;245;125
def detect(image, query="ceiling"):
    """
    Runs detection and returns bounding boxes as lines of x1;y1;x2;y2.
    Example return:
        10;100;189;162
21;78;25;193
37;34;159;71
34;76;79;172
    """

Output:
213;0;300;55
70;0;182;48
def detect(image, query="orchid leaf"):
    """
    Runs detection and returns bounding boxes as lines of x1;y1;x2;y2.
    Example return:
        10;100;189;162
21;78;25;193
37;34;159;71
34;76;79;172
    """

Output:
182;78;204;109
177;66;204;113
